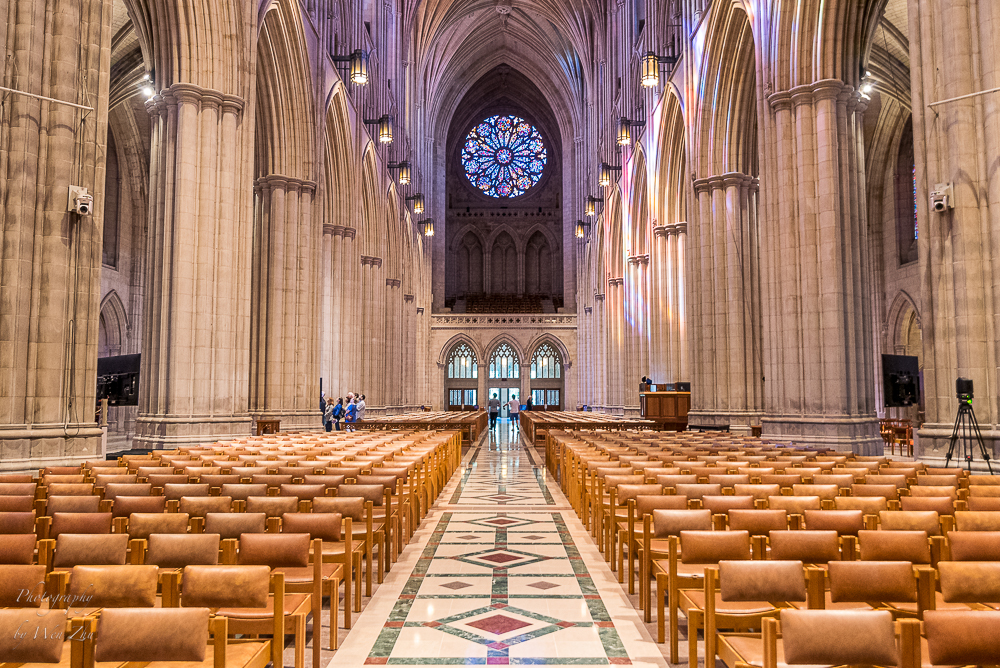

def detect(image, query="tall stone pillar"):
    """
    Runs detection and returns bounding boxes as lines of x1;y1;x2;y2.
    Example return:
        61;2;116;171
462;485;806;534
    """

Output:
0;0;112;468
608;277;625;411
671;222;689;383
687;174;762;433
385;278;402;410
651;226;668;385
759;81;878;452
248;175;319;430
594;293;606;409
911;0;1000;459
321;225;335;393
135;84;255;447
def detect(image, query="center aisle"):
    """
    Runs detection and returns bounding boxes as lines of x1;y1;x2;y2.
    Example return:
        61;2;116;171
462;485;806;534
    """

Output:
331;420;670;667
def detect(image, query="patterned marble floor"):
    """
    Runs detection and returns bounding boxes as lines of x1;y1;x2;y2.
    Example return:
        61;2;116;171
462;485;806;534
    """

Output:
330;420;669;668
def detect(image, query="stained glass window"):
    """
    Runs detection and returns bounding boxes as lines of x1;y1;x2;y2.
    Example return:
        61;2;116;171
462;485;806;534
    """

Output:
447;343;478;379
530;343;561;379
488;343;520;379
462;114;547;198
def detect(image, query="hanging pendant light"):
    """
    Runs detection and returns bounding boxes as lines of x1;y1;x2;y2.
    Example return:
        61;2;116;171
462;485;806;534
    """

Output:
350;49;369;85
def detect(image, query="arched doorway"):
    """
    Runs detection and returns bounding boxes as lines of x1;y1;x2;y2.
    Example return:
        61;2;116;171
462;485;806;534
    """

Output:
528;342;563;410
487;342;521;418
445;342;479;410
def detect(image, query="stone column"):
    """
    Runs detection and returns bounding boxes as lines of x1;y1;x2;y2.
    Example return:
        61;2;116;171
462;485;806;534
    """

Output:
759;81;878;452
403;294;415;407
385;278;402;410
594;293;606;409
321;225;335;393
651;226;669;384
248;175;319;430
911;0;1000;459
0;0;112;468
672;222;689;382
583;306;594;406
687;174;762;433
135;84;254;448
608;277;625;411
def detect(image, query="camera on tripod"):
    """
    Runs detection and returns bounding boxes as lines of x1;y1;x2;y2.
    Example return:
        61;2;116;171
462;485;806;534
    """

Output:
956;377;974;402
947;376;993;472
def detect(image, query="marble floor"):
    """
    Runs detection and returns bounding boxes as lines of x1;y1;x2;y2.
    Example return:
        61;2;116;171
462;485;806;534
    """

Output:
329;420;671;668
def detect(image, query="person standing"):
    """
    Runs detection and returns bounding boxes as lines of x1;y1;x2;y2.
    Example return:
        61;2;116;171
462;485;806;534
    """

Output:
345;396;357;431
357;394;366;423
323;398;335;432
525;395;533;411
487;393;501;429
508;395;520;430
332;397;345;431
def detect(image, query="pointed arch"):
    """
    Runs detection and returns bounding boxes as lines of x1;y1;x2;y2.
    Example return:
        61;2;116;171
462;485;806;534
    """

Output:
255;0;316;179
695;1;758;177
606;188;624;279
628;146;650;256
99;291;130;358
436;333;485;367
656;91;689;226
359;146;382;257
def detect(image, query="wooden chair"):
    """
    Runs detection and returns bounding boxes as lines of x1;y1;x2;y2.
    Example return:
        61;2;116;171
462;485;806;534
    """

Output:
177;566;283;667
700;560;817;668
281;512;352;645
0;607;68;664
660;530;751;661
921;610;1000;666
715;609;918;668
640;508;711;628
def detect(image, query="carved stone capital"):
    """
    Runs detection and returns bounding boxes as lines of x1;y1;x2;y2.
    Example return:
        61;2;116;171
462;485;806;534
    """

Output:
594;294;605;301
416;307;425;314
404;294;415;302
766;90;793;112
608;277;624;287
361;255;383;267
386;278;401;288
584;306;593;314
653;225;669;238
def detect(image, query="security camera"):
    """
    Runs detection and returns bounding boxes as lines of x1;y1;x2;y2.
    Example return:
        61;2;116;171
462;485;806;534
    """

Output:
930;182;954;213
68;185;93;216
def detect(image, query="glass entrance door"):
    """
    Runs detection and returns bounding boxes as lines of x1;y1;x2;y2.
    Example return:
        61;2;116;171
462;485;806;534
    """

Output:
488;387;518;418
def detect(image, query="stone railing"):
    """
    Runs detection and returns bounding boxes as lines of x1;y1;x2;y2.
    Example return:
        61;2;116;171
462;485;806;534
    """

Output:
431;314;577;327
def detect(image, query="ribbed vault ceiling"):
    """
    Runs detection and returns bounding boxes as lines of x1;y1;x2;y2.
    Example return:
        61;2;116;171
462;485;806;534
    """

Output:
408;0;599;134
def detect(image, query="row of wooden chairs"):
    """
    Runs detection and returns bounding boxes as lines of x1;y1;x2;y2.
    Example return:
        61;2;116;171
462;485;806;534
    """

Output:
0;428;463;668
543;428;1000;667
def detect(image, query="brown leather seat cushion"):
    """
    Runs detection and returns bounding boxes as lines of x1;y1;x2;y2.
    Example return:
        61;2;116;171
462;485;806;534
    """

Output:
50;512;113;536
0;564;47;606
217;593;310;620
53;534;128;568
110;495;166;518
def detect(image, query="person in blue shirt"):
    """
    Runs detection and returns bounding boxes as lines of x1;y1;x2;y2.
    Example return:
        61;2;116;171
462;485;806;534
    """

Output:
345;397;357;431
331;397;345;430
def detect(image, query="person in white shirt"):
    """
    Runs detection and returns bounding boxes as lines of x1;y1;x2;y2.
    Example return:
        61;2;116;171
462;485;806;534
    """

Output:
508;395;520;430
357;394;366;421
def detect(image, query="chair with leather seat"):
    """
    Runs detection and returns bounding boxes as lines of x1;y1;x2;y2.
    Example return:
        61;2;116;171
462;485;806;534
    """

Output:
50;563;159;615
125;513;191;563
921;609;1000;667
144;534;221;594
46;512;112;540
766;496;820;528
281;512;352;645
162;483;212;513
42;533;129;576
727;510;788;558
0;495;38;513
715;609;919;668
43;495;103;515
87;606;272;668
0;607;68;664
936;560;1000;611
900;495;958;516
181;496;235;532
176;565;283;667
859;529;941;567
699;560;817;668
954;509;1000;531
0;533;36;565
878;509;951;535
733;484;781;509
625;494;688;610
232;533;320;668
701;495;755;529
336;484;391;581
640;508;712;626
945;529;1000;562
107;495;166;522
659;530;751;661
220;483;268;512
768;530;844;568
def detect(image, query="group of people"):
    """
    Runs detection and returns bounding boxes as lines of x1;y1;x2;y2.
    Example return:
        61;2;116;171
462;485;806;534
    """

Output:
487;393;533;430
320;392;366;432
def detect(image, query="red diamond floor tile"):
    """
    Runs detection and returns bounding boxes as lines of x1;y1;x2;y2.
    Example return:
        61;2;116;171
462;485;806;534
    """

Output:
466;614;532;635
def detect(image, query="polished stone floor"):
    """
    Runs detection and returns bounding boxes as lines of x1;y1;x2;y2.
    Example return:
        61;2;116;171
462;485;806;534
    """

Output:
328;420;670;668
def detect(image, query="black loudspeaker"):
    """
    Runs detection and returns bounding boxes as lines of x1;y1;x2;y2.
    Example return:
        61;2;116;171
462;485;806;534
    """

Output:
675;382;691;392
881;354;919;407
96;354;141;407
956;377;974;400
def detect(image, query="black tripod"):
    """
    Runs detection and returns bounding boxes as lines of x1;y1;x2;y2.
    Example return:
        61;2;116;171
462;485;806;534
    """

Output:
945;399;994;473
